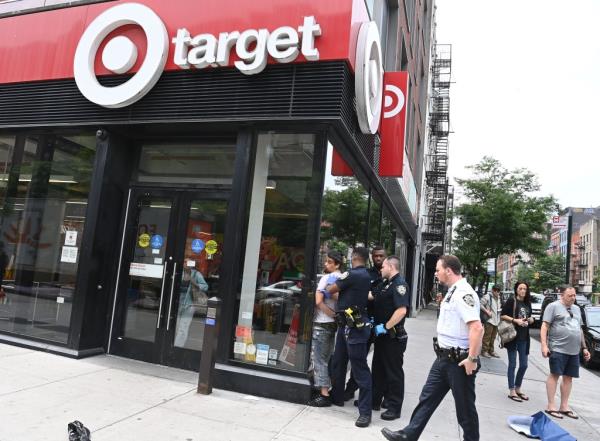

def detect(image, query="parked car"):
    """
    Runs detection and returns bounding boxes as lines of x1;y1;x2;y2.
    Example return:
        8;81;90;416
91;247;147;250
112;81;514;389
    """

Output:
255;281;302;332
580;305;600;368
530;293;544;326
576;294;592;308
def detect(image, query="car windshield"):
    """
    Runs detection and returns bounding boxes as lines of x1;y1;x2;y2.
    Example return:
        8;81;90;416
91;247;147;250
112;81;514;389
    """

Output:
531;294;544;303
586;310;600;327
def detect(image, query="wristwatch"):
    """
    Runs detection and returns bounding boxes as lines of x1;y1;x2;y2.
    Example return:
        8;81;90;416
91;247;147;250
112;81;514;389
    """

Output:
467;355;479;363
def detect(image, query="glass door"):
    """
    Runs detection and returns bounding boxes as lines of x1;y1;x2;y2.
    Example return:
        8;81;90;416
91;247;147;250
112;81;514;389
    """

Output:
163;195;228;370
109;189;176;363
109;188;228;370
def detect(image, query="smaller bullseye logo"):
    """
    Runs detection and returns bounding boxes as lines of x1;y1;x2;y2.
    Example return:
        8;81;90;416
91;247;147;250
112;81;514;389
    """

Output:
383;84;405;119
73;3;168;108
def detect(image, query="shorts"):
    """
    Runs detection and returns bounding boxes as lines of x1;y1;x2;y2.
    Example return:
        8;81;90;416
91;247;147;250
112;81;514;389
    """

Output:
549;351;580;378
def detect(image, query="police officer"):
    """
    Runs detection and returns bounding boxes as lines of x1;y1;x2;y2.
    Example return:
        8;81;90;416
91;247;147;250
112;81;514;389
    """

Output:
327;247;373;428
344;245;387;401
381;255;484;441
372;256;410;421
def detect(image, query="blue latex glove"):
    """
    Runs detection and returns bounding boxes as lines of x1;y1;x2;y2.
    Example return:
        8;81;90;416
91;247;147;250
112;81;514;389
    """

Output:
375;324;387;336
321;288;332;299
326;274;339;285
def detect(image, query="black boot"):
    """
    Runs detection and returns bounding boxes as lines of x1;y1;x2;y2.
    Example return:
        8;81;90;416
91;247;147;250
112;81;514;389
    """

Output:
381;409;400;420
381;428;409;441
355;414;371;428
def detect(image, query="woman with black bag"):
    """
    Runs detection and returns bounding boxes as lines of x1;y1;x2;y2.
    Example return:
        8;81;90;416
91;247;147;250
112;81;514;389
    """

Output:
500;281;535;402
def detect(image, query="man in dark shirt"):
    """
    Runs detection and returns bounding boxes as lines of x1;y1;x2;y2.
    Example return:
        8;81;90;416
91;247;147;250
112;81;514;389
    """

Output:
327;247;373;427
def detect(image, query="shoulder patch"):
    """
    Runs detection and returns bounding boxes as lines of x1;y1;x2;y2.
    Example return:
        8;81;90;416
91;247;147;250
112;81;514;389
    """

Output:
462;293;475;307
396;285;407;296
339;271;349;280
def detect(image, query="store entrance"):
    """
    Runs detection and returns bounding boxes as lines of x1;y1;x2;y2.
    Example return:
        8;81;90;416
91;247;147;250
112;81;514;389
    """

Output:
109;187;228;371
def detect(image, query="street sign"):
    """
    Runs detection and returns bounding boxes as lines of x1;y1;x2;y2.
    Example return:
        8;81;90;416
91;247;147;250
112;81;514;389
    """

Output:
551;215;568;229
486;258;495;275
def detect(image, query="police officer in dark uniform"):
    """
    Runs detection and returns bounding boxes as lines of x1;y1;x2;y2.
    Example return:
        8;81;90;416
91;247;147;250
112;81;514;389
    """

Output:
372;256;410;421
344;245;387;401
326;247;373;428
381;255;484;441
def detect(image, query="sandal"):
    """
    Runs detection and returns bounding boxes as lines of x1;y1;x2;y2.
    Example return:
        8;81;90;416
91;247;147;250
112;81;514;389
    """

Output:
507;395;522;402
516;392;529;401
559;410;579;420
545;410;563;419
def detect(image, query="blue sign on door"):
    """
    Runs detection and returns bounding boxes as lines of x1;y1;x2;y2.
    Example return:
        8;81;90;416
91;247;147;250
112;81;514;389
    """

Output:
150;234;164;249
191;239;205;254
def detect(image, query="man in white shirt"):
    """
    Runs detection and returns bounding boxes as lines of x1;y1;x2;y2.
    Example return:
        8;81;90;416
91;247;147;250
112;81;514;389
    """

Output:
382;255;484;441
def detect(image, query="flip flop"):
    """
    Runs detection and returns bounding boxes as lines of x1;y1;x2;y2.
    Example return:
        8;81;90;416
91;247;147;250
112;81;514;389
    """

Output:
559;410;579;420
516;392;529;401
545;410;563;419
508;395;522;402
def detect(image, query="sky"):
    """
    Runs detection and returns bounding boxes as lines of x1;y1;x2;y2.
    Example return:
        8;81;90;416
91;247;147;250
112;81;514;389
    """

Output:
434;0;600;209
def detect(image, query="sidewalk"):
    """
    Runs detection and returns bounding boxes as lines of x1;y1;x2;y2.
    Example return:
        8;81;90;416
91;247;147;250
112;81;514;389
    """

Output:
0;309;599;441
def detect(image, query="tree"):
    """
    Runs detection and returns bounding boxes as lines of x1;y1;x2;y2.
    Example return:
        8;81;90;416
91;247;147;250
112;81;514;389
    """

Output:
516;254;565;292
321;178;368;247
453;157;557;289
592;267;600;292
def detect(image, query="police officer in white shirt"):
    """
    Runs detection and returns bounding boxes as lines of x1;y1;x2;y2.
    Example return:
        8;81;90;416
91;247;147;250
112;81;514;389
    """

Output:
382;255;484;441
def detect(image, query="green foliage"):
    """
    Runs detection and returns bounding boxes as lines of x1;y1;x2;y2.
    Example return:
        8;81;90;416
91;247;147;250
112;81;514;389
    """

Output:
453;157;557;287
516;254;565;292
321;184;368;247
593;267;600;292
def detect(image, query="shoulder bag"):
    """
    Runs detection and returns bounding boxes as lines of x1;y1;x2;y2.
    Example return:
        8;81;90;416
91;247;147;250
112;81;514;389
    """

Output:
498;297;517;348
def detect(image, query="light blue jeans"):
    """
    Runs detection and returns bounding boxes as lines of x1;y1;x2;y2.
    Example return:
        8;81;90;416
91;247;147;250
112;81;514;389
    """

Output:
310;323;336;388
507;339;528;390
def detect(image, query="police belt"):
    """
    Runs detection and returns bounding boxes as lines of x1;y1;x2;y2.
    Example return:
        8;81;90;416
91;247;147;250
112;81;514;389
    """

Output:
433;337;468;362
334;307;370;329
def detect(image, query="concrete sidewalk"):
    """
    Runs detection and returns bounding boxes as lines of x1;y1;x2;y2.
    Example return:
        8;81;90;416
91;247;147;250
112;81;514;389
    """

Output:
0;309;599;441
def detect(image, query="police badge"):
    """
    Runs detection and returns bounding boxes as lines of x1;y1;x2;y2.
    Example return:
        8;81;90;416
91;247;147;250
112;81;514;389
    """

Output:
396;285;407;296
462;293;475;307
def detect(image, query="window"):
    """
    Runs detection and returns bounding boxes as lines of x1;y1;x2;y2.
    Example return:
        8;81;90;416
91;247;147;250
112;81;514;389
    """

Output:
234;133;317;372
0;133;96;343
136;140;236;186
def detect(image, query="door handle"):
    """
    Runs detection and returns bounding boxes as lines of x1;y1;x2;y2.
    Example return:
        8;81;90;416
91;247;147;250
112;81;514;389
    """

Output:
166;262;177;331
156;262;169;329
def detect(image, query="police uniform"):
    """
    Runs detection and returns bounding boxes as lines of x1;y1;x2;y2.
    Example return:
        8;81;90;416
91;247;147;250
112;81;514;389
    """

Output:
344;266;382;397
329;266;372;417
372;273;410;416
390;278;481;441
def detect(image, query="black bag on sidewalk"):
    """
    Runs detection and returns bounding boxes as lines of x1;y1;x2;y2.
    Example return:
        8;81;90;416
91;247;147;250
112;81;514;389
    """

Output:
68;421;91;441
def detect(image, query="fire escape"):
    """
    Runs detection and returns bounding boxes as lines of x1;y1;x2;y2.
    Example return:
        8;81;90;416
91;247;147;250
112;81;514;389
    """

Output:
422;44;451;249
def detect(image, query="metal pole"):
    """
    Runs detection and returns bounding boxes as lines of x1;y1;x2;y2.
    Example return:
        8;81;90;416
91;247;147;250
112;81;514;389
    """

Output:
565;214;573;284
198;297;221;395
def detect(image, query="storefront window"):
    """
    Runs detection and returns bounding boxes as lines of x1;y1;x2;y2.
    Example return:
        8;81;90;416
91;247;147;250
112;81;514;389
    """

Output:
320;144;370;261
0;133;96;343
136;140;236;187
234;133;316;372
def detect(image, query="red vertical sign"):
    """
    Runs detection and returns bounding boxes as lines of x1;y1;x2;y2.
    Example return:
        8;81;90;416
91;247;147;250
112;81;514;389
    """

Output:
378;72;409;177
331;147;353;176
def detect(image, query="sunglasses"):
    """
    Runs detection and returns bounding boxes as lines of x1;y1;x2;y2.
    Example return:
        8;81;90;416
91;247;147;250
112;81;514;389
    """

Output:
566;307;573;319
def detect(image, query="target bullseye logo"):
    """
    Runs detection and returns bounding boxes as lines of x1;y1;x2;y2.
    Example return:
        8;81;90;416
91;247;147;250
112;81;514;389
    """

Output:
383;85;405;119
355;21;383;135
74;3;168;108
